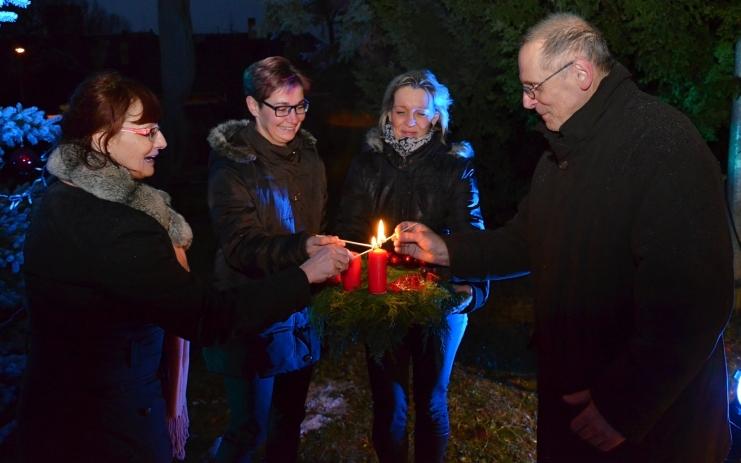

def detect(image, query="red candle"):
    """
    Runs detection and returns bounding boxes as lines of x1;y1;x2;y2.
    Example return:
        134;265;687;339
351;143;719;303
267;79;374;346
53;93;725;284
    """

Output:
368;246;388;294
341;254;362;291
367;220;389;294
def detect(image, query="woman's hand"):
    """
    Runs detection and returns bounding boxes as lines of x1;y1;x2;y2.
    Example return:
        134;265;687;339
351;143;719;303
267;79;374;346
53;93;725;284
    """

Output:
450;284;473;314
300;244;353;283
306;234;344;257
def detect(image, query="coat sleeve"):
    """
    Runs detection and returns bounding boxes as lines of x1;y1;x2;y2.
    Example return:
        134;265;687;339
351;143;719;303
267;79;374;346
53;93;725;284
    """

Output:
100;221;311;344
589;132;733;442
446;158;490;312
445;193;532;280
208;157;309;275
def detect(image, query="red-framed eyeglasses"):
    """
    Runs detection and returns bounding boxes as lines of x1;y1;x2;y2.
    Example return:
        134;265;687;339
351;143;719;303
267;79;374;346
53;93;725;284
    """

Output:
120;125;161;142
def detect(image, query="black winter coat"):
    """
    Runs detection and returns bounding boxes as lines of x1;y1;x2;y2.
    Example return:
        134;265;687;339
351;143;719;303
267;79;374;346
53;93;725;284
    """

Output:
445;63;733;462
203;120;325;377
334;130;489;312
20;180;311;462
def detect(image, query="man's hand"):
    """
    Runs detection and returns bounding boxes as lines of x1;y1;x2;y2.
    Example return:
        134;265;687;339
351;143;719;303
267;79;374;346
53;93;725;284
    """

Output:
306;234;343;257
562;389;626;452
392;221;450;266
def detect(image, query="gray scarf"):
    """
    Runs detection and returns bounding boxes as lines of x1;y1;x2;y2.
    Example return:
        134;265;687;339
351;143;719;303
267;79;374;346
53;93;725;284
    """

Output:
382;122;434;158
46;145;193;249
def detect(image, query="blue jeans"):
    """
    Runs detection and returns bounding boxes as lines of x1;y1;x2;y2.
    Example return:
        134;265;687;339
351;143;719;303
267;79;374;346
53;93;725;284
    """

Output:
367;313;467;463
215;365;313;463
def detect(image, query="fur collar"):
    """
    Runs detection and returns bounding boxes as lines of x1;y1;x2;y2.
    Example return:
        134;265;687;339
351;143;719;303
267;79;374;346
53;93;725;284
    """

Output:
206;119;317;163
46;145;193;249
364;127;474;159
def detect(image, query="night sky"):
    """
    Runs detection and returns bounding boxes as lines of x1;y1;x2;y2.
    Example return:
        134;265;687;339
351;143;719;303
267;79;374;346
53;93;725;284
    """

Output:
94;0;264;34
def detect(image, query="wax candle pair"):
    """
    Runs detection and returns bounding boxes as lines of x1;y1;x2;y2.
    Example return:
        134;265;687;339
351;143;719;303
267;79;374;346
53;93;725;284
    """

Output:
340;249;388;294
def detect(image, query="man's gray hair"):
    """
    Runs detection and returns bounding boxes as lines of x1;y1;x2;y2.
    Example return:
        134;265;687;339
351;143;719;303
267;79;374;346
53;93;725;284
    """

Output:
378;69;452;143
523;13;613;74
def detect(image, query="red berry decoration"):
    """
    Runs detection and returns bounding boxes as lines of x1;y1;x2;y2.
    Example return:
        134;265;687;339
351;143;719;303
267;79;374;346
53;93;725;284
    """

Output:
424;271;440;283
389;253;401;266
388;274;425;292
7;147;40;178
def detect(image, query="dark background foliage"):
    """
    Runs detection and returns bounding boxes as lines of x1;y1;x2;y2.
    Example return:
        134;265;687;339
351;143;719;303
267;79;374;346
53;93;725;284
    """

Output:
265;0;740;224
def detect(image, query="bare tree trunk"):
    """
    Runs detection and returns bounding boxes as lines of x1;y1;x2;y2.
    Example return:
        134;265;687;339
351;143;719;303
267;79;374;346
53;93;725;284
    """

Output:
157;0;194;185
727;37;741;309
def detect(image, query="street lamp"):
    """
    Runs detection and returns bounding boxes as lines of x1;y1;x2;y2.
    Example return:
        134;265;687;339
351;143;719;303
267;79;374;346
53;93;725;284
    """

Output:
13;45;25;100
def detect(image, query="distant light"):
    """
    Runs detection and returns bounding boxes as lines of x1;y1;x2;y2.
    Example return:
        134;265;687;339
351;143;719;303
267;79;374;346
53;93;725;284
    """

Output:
735;370;741;405
14;47;25;55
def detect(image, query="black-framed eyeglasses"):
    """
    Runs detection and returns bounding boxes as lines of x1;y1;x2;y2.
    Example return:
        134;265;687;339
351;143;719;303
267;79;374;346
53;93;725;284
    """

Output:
120;125;160;142
522;61;574;99
260;99;310;117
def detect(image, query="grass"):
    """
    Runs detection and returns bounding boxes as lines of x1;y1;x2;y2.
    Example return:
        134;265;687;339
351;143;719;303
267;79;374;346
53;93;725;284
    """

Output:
184;345;538;463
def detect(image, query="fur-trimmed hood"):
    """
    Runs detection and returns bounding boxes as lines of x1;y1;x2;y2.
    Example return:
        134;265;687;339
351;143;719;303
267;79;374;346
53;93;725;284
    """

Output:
207;119;317;163
364;127;474;159
46;145;193;249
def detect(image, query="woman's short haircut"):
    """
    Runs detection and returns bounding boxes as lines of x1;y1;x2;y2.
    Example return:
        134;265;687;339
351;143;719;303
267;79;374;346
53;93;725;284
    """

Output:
378;69;452;142
60;70;160;168
243;56;310;102
523;13;613;74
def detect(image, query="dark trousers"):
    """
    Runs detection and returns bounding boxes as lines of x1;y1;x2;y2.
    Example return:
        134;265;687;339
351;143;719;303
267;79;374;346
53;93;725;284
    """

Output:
215;365;313;463
367;313;467;463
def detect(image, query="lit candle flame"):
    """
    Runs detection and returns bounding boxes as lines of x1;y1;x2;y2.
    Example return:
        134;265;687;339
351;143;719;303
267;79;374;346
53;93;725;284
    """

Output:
369;220;387;250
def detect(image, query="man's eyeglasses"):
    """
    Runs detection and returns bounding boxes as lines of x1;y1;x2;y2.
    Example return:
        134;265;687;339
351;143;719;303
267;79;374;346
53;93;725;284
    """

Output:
121;125;160;142
522;61;574;99
260;99;310;117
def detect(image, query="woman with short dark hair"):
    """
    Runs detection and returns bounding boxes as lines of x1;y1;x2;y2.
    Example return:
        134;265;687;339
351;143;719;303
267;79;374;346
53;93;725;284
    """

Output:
204;56;334;462
18;70;350;463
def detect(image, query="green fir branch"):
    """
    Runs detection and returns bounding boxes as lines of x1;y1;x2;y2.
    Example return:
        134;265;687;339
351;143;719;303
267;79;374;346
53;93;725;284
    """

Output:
311;263;467;359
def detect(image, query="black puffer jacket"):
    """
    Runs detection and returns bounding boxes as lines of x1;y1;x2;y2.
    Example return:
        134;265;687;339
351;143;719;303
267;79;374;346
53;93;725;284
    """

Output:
334;129;489;312
203;119;326;377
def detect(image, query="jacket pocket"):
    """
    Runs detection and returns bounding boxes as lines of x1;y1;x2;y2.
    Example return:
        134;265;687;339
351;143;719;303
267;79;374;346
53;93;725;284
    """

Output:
89;378;171;462
256;311;320;377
